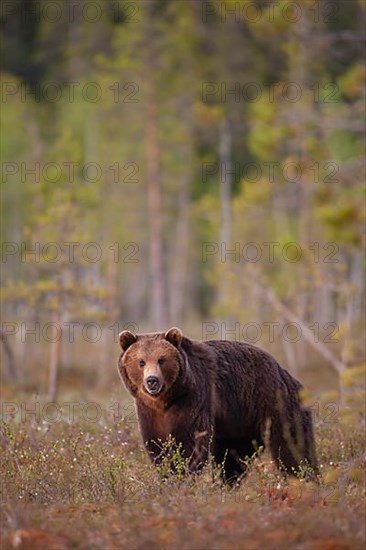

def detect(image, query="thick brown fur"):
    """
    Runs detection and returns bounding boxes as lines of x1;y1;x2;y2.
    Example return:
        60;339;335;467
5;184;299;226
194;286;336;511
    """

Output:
118;328;318;482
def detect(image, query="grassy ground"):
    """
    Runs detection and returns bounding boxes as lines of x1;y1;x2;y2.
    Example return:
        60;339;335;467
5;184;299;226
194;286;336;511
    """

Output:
1;389;365;550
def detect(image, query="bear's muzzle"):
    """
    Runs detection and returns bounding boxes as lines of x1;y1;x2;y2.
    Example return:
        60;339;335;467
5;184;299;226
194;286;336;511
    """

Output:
144;375;164;395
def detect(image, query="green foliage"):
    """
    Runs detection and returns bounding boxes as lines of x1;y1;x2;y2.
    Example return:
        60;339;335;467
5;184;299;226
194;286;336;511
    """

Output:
1;4;365;545
247;97;285;159
327;130;363;162
155;436;191;482
1;391;365;548
1;0;364;401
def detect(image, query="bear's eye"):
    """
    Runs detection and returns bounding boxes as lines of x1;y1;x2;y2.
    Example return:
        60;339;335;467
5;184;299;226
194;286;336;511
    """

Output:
157;358;165;366
139;360;145;368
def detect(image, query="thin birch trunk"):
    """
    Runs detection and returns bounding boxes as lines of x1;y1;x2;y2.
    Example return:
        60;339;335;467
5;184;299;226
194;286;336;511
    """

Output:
144;12;168;329
218;116;232;307
48;310;62;401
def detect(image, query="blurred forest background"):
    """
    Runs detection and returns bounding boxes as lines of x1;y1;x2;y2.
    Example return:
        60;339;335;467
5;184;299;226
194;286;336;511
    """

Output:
1;0;365;399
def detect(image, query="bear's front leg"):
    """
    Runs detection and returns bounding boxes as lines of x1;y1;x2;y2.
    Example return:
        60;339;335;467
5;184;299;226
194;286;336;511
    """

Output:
136;402;210;475
135;402;167;466
165;406;211;474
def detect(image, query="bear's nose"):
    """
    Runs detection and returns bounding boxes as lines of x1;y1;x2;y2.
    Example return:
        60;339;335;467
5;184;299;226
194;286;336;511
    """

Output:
146;376;159;390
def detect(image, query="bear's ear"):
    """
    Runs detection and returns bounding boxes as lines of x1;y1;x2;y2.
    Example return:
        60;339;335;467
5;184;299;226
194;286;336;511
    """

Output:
164;327;183;348
119;330;137;352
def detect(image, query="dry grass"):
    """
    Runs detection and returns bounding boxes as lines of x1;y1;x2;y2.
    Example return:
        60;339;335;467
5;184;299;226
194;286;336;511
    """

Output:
0;390;365;550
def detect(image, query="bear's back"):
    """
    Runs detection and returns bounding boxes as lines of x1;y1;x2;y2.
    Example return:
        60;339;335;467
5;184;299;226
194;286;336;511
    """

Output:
204;339;301;389
202;339;303;437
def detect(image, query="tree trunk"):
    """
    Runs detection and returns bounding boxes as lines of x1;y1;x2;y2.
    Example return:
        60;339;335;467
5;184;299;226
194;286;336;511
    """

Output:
67;3;87;79
169;101;193;325
169;172;190;325
145;94;167;328
218;115;232;306
48;310;62;401
98;246;120;389
281;327;298;374
144;16;168;329
287;11;312;366
349;249;365;324
0;330;17;381
219;115;232;249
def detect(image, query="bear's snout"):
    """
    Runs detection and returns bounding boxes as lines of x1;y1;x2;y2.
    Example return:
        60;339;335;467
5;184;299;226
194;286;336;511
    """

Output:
145;375;163;395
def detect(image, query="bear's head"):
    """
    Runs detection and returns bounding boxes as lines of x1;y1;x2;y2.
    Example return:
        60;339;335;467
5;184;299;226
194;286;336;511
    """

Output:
118;327;184;399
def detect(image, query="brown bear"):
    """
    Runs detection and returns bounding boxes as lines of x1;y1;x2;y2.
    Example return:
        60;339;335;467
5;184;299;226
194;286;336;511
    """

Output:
118;327;318;482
